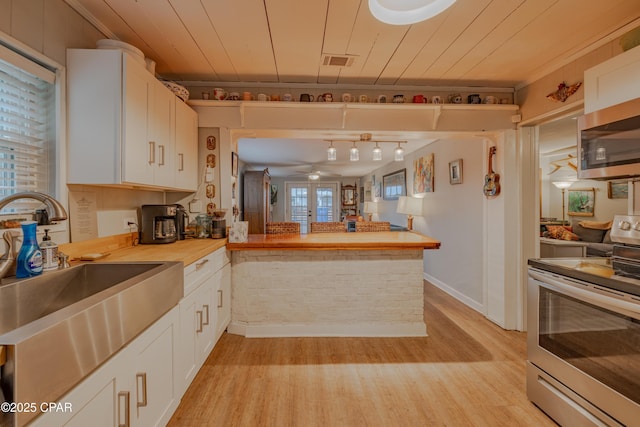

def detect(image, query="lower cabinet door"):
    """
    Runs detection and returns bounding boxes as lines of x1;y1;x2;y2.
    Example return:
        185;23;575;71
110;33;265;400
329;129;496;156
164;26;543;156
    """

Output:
196;275;217;363
216;263;231;342
63;380;121;427
176;288;199;396
176;274;217;395
130;307;178;427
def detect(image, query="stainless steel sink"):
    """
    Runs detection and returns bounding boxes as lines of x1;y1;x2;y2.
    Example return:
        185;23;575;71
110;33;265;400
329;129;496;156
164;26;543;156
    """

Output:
0;261;184;426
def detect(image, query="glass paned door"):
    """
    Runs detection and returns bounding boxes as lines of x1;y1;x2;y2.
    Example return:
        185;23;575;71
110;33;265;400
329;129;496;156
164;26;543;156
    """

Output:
285;182;338;233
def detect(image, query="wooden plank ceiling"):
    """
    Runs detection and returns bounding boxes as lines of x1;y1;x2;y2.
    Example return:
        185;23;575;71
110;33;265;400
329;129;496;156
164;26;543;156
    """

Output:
67;0;640;88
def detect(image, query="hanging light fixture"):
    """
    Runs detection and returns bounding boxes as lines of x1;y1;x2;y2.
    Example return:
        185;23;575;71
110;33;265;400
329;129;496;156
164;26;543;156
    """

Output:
372;142;383;161
394;142;405;161
368;0;456;25
308;172;320;180
350;141;359;161
327;141;337;161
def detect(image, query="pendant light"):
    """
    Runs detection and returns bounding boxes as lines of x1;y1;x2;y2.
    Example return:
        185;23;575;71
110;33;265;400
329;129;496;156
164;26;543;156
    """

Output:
327;141;337;161
394;142;404;161
368;0;456;26
372;143;383;161
350;142;359;161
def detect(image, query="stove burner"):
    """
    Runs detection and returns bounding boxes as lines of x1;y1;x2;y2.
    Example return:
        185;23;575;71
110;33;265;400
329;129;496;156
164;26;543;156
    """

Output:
610;215;640;280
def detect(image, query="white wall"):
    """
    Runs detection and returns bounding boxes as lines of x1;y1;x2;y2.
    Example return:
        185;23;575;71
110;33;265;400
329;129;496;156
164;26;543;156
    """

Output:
363;137;485;308
540;151;628;223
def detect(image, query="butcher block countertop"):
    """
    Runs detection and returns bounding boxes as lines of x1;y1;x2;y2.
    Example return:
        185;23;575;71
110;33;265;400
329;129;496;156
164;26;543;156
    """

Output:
59;232;227;266
227;231;441;251
57;231;439;267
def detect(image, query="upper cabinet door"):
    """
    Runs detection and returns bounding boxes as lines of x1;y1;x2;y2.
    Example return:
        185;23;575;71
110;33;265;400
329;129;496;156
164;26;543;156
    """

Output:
122;55;154;186
149;79;176;188
174;100;198;191
67;49;198;191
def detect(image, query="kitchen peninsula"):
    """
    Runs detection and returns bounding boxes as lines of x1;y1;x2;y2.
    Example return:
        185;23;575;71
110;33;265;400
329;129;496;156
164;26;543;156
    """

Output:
227;231;440;338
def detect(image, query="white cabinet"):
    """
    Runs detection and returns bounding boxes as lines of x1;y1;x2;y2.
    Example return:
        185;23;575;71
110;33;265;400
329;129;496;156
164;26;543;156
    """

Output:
216;263;231;342
176;273;216;396
176;248;230;396
584;45;640;113
29;247;230;426
129;309;178;426
30;306;179;427
174;100;198;190
67;49;196;191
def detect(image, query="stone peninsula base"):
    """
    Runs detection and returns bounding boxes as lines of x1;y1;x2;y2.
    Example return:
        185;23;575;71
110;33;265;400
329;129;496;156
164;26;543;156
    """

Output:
228;249;426;337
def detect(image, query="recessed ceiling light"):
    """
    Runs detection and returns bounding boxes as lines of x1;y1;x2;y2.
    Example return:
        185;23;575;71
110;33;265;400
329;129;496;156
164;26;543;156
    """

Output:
368;0;456;25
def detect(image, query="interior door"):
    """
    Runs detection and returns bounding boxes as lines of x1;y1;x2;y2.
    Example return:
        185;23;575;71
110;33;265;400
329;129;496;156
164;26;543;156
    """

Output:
285;182;339;233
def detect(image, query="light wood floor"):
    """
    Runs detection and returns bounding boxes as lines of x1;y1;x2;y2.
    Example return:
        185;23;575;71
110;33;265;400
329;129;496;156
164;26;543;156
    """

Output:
168;282;555;426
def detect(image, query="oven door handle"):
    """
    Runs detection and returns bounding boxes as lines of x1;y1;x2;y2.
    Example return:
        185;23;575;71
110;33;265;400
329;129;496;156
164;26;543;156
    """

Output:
529;269;640;319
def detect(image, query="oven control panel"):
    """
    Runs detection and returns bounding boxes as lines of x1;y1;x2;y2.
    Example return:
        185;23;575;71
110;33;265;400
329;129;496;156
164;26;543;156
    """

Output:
611;214;640;245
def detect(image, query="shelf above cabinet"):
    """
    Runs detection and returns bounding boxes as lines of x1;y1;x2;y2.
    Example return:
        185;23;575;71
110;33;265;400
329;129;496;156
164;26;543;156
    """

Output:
189;100;520;132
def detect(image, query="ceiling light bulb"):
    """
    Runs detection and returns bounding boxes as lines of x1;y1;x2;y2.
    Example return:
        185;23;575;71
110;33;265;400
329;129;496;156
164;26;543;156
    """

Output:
327;143;337;161
372;143;382;161
394;143;404;161
350;143;359;161
369;0;456;25
309;172;320;180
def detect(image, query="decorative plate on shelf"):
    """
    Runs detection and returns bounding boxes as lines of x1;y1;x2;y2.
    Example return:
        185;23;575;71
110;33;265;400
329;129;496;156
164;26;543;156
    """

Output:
160;81;189;102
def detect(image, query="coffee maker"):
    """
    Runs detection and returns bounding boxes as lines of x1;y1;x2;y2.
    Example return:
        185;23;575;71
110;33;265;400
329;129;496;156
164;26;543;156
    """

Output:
175;204;189;240
140;205;178;244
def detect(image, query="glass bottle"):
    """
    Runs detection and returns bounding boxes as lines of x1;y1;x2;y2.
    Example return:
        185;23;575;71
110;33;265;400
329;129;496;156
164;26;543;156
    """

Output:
40;228;59;271
16;221;43;278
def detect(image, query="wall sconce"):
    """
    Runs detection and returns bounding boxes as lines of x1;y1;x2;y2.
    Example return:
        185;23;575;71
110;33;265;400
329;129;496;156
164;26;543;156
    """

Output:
396;196;423;230
363;201;378;221
369;0;456;25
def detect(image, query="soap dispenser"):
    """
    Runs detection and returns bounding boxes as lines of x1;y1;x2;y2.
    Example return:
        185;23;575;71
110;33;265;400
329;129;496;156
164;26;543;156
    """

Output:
16;221;43;278
41;228;59;271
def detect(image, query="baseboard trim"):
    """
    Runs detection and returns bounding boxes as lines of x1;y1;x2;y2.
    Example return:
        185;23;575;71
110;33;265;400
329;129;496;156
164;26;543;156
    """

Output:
227;321;427;338
423;272;484;313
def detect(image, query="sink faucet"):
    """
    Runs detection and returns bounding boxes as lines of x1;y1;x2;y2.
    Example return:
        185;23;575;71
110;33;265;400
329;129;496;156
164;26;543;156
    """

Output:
0;192;67;280
0;191;68;221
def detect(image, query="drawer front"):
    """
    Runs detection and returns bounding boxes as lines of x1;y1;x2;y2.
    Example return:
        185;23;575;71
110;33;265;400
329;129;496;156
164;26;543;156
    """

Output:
209;248;230;273
184;255;213;296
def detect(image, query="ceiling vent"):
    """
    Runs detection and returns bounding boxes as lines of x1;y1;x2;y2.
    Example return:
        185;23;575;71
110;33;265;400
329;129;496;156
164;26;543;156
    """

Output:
322;54;356;67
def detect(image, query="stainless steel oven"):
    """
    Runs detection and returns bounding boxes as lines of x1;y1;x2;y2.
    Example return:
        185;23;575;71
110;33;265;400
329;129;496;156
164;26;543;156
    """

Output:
577;97;640;180
527;267;640;426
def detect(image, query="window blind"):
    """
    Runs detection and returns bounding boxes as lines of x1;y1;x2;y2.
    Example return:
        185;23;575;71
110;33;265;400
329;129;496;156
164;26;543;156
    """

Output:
0;48;55;214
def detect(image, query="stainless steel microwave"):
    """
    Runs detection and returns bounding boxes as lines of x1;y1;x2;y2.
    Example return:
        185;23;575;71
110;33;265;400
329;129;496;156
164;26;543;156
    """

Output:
577;97;640;180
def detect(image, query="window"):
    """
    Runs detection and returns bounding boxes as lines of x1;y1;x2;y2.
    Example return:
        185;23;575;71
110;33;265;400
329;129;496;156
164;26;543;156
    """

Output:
0;44;56;215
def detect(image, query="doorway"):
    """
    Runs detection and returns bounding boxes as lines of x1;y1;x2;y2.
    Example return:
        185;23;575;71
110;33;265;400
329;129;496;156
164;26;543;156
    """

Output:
285;182;339;233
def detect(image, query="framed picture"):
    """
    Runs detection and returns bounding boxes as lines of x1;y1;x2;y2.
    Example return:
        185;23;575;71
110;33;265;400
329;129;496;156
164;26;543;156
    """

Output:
449;159;463;184
364;181;372;201
413;153;434;193
568;188;595;217
383;169;406;200
231;152;238;177
607;180;628;199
